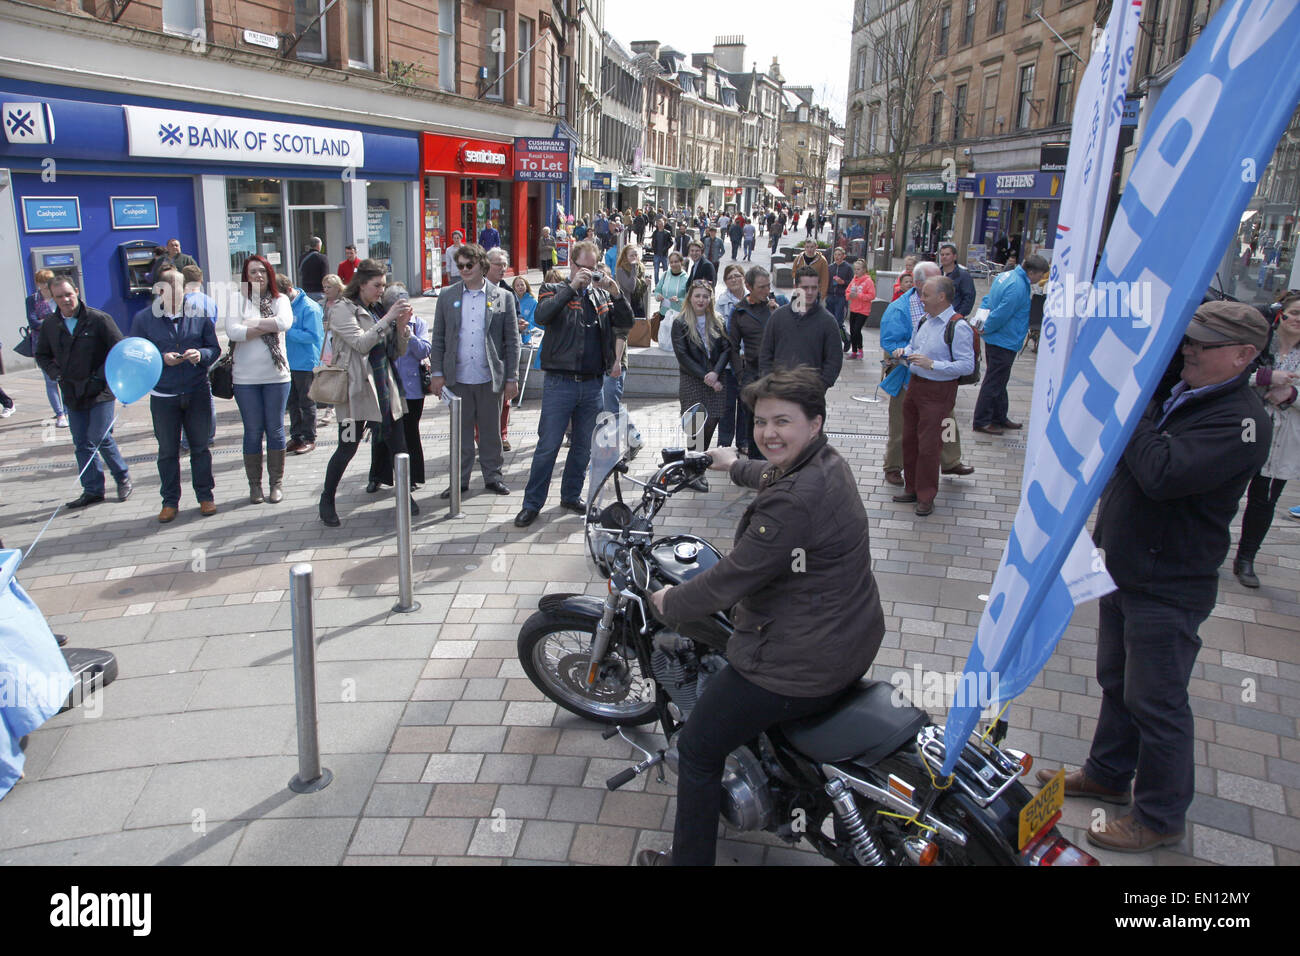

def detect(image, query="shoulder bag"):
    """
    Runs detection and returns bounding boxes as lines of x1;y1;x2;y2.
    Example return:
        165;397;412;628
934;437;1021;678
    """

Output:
308;340;349;405
14;327;35;359
209;342;236;399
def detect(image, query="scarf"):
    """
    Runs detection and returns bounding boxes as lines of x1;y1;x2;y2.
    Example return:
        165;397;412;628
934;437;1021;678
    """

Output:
258;294;289;371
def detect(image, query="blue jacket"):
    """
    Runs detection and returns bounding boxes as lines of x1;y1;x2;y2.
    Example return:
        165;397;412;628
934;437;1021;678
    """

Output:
942;264;977;317
394;315;432;400
878;289;916;396
979;265;1032;351
284;291;324;372
129;306;220;395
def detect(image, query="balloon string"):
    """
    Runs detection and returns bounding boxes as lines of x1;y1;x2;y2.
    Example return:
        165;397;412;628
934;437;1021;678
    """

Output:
20;407;122;572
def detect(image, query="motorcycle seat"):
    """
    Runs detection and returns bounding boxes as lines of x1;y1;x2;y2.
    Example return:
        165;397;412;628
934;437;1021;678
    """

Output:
778;680;928;765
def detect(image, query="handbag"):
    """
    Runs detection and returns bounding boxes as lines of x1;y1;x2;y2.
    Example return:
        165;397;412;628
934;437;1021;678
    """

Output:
308;345;349;405
627;318;652;349
657;311;678;352
420;359;434;395
209;343;236;399
14;327;35;359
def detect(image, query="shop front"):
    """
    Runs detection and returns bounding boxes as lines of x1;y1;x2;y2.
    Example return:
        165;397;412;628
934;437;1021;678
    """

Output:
903;173;957;256
1;82;417;337
421;133;526;291
972;171;1064;262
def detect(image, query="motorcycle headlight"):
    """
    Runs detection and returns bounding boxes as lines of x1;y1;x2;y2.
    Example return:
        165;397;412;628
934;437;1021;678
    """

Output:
586;522;614;575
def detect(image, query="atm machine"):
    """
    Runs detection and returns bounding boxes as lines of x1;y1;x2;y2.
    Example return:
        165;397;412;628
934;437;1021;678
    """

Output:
118;239;160;295
30;246;85;295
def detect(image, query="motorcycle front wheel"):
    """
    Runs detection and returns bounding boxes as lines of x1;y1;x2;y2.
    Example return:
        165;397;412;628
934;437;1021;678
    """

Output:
518;612;658;726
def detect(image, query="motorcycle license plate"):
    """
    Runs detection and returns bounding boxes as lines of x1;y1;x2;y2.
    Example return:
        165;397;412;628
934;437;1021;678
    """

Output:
1018;768;1065;850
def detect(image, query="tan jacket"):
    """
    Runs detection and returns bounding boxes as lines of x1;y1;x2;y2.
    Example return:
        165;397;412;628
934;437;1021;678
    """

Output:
325;298;409;423
792;251;830;299
660;434;884;696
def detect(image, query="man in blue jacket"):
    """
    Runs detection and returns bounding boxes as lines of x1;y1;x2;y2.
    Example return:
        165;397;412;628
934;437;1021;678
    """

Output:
972;254;1048;435
278;273;325;455
938;243;976;318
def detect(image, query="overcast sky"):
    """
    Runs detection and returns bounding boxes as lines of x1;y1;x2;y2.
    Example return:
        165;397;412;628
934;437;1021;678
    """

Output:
603;1;854;125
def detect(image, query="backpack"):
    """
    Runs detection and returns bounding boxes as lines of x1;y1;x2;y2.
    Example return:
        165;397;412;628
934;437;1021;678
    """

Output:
944;317;981;385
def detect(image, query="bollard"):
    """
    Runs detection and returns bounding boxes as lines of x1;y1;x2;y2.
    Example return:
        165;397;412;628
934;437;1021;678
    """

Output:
288;564;333;793
442;387;465;519
393;453;420;614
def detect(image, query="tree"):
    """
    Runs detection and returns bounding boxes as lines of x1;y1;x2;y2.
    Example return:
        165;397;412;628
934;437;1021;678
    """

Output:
863;0;943;268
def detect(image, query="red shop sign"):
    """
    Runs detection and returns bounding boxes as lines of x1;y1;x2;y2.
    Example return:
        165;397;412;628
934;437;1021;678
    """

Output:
422;133;512;177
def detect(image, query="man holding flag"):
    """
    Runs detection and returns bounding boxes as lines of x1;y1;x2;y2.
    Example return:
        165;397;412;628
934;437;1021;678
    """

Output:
1038;302;1270;852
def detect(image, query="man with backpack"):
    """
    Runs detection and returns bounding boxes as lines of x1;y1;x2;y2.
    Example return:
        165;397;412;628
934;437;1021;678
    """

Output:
972;254;1049;435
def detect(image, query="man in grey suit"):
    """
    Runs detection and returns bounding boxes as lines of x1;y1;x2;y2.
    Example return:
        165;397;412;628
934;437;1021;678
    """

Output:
429;243;521;497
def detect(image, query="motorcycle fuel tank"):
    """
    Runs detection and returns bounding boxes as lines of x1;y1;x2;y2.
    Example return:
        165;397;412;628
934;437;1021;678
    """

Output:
650;535;731;650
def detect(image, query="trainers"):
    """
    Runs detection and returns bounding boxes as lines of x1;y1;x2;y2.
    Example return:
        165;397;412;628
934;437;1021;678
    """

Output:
0;404;13;418
56;414;68;428
1289;505;1300;521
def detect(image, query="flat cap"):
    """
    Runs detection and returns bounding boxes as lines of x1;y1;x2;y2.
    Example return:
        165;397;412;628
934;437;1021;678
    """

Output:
1185;300;1269;351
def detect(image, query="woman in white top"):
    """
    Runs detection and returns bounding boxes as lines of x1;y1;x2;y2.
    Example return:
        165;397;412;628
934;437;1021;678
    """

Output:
224;254;292;504
444;230;464;286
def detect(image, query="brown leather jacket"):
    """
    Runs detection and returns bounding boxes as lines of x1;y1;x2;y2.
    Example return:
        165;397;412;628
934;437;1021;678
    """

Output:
660;434;885;697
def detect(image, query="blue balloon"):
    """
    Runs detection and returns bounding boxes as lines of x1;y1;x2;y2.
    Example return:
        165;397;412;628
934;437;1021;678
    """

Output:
105;337;163;405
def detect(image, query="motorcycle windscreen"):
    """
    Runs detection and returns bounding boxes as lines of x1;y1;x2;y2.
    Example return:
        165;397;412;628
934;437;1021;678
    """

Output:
586;412;627;510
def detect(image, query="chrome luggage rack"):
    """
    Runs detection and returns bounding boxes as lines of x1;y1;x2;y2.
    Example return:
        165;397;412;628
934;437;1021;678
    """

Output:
916;725;1026;807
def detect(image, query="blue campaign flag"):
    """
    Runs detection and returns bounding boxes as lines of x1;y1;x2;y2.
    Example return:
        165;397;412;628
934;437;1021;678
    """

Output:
941;0;1300;774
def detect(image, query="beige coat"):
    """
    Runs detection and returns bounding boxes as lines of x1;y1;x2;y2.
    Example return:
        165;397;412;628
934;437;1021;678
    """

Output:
324;298;410;423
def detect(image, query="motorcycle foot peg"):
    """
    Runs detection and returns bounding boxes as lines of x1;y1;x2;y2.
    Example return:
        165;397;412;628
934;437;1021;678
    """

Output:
606;767;639;791
602;725;621;740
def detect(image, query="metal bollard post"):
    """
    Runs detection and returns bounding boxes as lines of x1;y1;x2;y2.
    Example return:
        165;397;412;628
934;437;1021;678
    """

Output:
442;388;465;519
288;564;333;793
393;453;420;614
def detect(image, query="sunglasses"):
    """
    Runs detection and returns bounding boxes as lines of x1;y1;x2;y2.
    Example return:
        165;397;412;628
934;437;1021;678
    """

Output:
456;260;478;270
1181;336;1241;351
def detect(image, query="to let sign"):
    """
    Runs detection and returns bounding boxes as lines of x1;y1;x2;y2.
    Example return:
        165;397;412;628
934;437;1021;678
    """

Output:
514;137;569;181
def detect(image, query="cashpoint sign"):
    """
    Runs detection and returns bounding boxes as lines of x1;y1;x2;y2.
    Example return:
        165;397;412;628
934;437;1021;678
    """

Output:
22;196;81;233
110;196;160;230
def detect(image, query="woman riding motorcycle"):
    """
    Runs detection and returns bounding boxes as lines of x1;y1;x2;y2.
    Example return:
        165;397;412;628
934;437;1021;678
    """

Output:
645;366;886;865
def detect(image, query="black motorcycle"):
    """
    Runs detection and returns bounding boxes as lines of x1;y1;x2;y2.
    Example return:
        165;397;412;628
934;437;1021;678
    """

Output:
517;410;1097;866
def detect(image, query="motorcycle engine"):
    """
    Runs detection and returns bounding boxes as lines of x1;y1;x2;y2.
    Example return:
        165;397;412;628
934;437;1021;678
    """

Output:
650;632;724;723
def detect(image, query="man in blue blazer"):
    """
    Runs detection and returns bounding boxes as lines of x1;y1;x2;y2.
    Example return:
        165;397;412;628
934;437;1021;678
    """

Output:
972;254;1049;434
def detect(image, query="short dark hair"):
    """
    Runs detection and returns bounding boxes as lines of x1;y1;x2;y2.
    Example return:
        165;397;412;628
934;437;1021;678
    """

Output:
181;264;204;284
939;242;958;256
794;265;819;282
455;242;489;272
49;274;78;294
741;366;827;427
745;265;770;287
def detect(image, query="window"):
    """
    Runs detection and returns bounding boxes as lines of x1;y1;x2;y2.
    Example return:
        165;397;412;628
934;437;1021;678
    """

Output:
294;0;326;61
930;91;943;143
485;9;505;100
1053;53;1075;125
347;0;373;70
980;73;999;135
953;83;968;139
962;0;976;45
163;0;203;40
517;16;533;105
868;109;878;153
1016;63;1036;129
873;43;885;83
990;0;1006;34
938;5;951;56
438;0;457;92
557;53;571;118
856;48;868;90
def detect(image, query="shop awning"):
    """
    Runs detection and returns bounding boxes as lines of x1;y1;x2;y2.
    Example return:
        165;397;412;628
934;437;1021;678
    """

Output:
764;184;785;198
620;176;653;187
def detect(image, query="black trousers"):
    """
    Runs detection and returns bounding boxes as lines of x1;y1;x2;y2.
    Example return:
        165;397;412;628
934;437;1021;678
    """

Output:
1084;589;1206;834
673;665;844;865
287;369;317;442
1238;473;1287;560
323;411;407;499
972;342;1017;429
371;397;426;485
848;312;869;351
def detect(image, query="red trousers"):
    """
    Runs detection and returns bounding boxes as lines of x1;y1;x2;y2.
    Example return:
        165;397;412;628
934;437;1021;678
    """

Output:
902;375;959;506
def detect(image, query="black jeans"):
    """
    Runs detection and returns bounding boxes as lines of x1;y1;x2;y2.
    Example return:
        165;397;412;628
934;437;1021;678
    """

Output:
849;312;869;352
717;369;740;447
1084;589;1206;834
972;342;1018;428
673;665;845;865
1238;473;1287;560
287;369;317;443
323;411;407;499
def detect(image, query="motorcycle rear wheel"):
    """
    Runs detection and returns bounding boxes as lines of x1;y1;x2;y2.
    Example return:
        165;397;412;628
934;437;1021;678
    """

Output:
518;612;658;726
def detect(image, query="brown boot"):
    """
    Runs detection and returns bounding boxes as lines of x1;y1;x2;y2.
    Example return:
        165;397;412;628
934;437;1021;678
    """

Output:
1086;813;1184;853
267;449;285;504
244;453;265;504
1036;766;1131;805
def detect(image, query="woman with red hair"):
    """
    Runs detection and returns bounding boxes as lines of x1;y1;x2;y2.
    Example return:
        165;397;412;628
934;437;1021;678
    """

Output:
225;254;292;504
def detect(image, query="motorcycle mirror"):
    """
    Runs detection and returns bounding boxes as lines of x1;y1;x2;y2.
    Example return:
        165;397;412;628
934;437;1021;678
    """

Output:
681;403;707;450
629;551;651;591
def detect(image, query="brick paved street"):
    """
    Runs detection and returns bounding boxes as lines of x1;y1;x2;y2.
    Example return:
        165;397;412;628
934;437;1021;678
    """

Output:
2;243;1297;866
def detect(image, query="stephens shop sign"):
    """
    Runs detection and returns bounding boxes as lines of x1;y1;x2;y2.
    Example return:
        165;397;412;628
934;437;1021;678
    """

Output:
124;106;364;167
